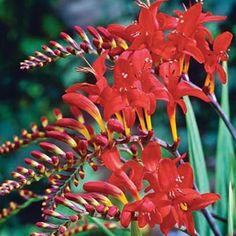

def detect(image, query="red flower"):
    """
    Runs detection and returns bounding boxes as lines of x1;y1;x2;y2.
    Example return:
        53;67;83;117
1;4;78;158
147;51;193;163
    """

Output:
152;158;220;235
120;193;167;228
99;49;168;130
202;31;233;93
101;146;143;200
159;61;209;142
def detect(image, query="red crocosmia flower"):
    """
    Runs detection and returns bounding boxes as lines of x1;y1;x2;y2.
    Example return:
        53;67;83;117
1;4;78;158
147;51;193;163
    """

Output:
160;191;220;235
159;61;209;143
108;1;164;41
101;147;143;200
202;31;233;93
167;3;205;63
99;49;168;129
107;1;177;61
120;194;167;228
153;158;220;235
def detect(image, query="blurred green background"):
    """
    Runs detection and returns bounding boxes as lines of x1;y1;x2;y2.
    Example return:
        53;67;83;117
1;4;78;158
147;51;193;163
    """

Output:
0;0;235;235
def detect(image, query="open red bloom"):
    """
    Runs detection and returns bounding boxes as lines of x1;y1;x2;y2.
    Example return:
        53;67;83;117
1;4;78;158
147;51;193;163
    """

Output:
101;147;143;200
159;61;209;142
98;49;168;128
152;158;220;235
203;31;233;88
121;193;168;228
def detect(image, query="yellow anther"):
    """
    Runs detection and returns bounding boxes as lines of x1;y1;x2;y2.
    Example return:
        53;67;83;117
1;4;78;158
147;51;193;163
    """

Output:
180;202;188;211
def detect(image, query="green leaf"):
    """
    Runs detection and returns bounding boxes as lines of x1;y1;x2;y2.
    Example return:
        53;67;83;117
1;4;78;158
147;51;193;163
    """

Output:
88;216;116;236
184;96;211;236
215;61;235;235
228;179;234;236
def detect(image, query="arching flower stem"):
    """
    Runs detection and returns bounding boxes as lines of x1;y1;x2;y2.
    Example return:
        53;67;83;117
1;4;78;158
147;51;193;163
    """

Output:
182;73;236;143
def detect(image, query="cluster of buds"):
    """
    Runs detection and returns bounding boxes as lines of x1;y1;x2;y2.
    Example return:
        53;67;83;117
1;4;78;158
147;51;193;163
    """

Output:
20;24;129;70
0;108;63;155
34;193;120;235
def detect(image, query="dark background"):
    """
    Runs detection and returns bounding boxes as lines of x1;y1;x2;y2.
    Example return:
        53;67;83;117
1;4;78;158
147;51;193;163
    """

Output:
0;0;235;235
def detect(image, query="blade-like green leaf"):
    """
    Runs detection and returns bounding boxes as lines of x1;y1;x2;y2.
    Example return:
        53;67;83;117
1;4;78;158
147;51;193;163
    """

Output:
184;96;211;236
215;61;235;235
88;216;116;236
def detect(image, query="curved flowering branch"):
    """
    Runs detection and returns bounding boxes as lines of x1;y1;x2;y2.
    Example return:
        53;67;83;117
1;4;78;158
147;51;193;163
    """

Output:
20;24;129;70
0;108;63;155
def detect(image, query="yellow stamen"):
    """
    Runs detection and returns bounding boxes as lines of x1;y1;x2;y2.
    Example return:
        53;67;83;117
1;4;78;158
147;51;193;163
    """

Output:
78;127;91;141
78;115;85;124
111;39;117;48
204;73;215;94
118;193;128;205
136;109;147;131
122;111;131;137
107;129;113;142
209;79;215;94
144;110;152;131
183;56;190;73
179;56;185;73
119;40;128;50
170;111;178;143
115;112;123;124
115;112;130;137
180;202;188;211
204;73;210;88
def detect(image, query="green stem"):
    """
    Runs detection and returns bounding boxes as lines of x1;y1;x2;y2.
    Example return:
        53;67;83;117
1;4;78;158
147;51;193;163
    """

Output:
131;221;142;236
181;73;236;144
207;93;236;143
0;196;43;224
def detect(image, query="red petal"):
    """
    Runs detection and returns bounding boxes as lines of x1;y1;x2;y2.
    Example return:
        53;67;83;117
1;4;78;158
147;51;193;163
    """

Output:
66;83;99;94
123;106;136;128
102;147;122;171
190;193;220;210
158;159;178;192
177;81;210;102
184;42;204;63
142;142;161;172
160;211;176;235
63;93;105;131
122;160;144;191
213;31;233;53
177;99;187;114
132;49;152;74
184;212;195;235
177;163;193;188
216;64;227;84
139;7;159;33
128;89;151;111
93;52;108;77
120;210;132;228
101;88;125;120
83;181;123;198
177;3;202;37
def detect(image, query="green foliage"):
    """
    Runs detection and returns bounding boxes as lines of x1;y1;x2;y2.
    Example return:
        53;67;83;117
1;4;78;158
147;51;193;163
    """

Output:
215;62;236;235
185;96;211;236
